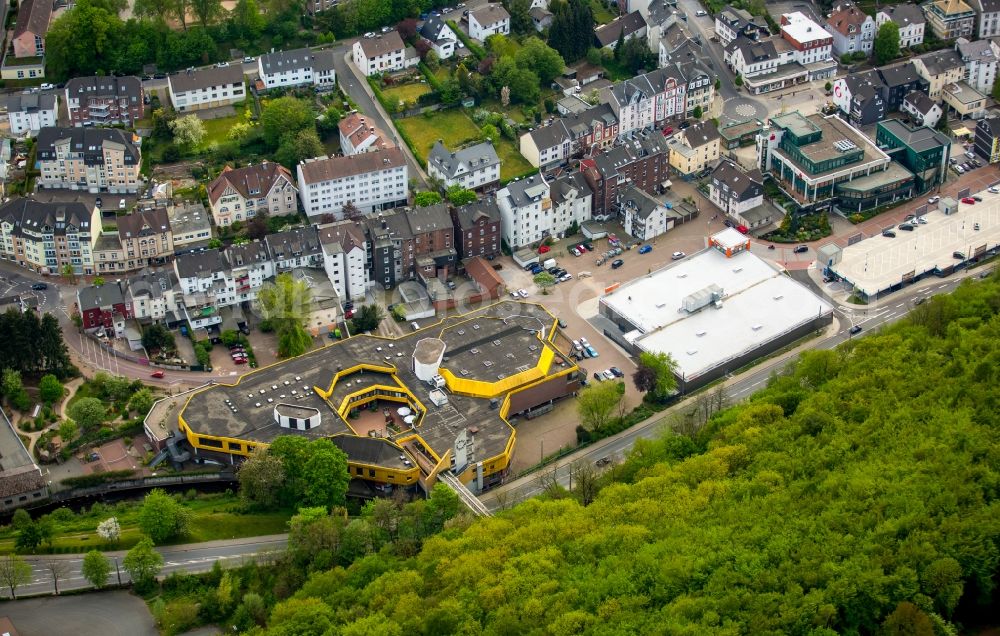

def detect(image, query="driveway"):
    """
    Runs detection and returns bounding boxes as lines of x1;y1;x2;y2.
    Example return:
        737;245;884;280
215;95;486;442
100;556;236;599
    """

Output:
1;591;156;636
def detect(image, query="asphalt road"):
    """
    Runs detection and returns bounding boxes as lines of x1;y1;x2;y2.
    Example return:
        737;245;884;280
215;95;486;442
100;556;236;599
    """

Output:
10;534;288;598
2;590;157;636
477;266;983;511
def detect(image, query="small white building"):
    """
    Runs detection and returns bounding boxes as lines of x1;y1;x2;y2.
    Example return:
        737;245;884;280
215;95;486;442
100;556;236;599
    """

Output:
7;92;56;137
419;17;458;59
427;140;500;191
352;32;406;76
257;48;336;91
901;90;943;128
296;148;409;220
875;4;926;48
168;66;246;112
619;185;680;240
708;160;772;229
497;173;591;249
468;4;511;41
518;121;572;169
338;112;393;156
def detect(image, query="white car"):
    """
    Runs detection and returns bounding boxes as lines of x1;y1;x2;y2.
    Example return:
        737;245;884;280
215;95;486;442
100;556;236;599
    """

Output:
695;9;707;16
956;166;965;174
518;289;529;298
671;251;686;260
364;31;376;38
579;337;590;348
40;83;54;90
916;216;928;225
510;291;520;299
927;195;940;204
989;187;999;194
559;273;573;282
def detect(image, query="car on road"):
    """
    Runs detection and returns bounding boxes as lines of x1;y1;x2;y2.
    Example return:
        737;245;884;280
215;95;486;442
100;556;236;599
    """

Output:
638;245;652;254
611;259;624;269
793;245;808;253
928;195;940;204
150;370;165;378
119;198;127;209
558;318;568;328
518;289;529;298
914;297;926;305
962;197;976;204
153;73;167;79
671;251;685;260
585;345;598;358
849;325;862;335
609;366;624;378
695;9;707;15
30;283;47;290
595;456;611;467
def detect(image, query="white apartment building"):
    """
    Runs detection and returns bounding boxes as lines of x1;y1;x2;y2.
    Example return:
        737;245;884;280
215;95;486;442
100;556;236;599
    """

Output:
296;148;409;220
497;173;591;249
318;220;368;302
875;4;926;48
127;271;182;323
352;32;406;76
969;0;1000;38
780;12;834;64
8;92;56;137
621;186;673;240
468;4;511;41
257;48;336;91
419;17;458;59
826;2;876;57
173;249;232;328
168;66;245;112
427;140;501;191
600;66;688;136
956;37;998;95
518;120;572;168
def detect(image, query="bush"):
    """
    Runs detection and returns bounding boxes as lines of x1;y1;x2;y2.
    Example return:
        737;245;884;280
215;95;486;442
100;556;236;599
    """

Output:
61;470;137;488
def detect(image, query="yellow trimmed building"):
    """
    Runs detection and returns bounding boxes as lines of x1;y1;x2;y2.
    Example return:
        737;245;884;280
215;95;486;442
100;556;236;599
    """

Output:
175;301;581;493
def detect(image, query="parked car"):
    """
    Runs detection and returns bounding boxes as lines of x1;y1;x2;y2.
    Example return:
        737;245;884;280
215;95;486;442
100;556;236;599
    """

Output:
602;370;616;381
953;251;966;259
119;198;127;209
233;357;248;364
557;318;568;328
695;9;706;15
882;230;896;238
638;245;652;254
150;370;165;378
973;195;983;202
793;245;808;253
559;273;572;282
510;291;520;299
593;372;604;382
40;83;54;90
95;197;103;208
585;345;598;358
671;251;685;260
898;223;914;231
989;187;999;194
243;56;255;62
518;289;529;298
611;259;624;269
962;197;976;204
609;366;624;378
30;282;47;290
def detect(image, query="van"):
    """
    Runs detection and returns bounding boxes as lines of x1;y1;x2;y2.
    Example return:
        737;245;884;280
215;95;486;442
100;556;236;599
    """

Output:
411;321;420;331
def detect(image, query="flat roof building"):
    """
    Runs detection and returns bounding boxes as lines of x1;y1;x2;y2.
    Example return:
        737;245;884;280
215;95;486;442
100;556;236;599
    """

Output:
599;228;833;391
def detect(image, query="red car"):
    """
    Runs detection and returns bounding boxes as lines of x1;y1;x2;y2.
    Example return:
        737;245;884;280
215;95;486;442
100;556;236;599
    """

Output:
961;197;976;204
150;370;165;378
233;357;248;365
538;245;550;254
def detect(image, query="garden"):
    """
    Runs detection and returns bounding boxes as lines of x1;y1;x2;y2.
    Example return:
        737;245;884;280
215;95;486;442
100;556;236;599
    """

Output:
761;211;832;243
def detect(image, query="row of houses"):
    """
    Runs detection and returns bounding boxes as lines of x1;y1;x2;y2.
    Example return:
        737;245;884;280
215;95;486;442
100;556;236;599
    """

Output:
7;76;146;136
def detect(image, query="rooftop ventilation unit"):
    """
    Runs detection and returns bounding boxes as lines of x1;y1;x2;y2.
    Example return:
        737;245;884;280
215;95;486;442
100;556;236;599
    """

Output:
751;324;763;331
483;360;493;367
686;349;698;355
773;294;784;300
472;324;480;330
696;330;706;337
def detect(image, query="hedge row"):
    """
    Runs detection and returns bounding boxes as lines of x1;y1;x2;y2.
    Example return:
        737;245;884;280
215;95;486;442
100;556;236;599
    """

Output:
61;469;137;488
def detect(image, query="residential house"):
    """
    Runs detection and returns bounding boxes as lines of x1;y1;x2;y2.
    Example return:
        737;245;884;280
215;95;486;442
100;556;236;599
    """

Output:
352;32;406;76
956;37;998;94
595;12;648;49
832;69;887;126
826;1;876;57
64;76;144;127
973;115;1000;161
715;5;765;46
419;17;457;59
266;226;324;272
93;206;173;274
7;93;56;137
427;140;501;191
207;162;299;227
226;240;274;306
912;49;966;98
901;90;944;127
35;127;141;193
878;61;930;111
708;160;772;229
562;104;620;153
168;201;213;250
0;199;100;274
724;36;780;80
452;198;502;261
530;7;553;31
941;80;986;119
581;129;671;215
127;270;182;325
727;12;836;95
619;184;691;240
668;120;721;176
296;148;409;219
876;4;926;48
338;112;393;156
519;120;572;168
660;39;715;117
468;4;510;41
923;0;976;40
167;66;245;112
406;203;457;281
366;210;415;289
173;249;231;329
498;173;591;249
600;66;688;136
257;48;336;91
966;0;1000;37
318;220;368;301
11;0;50;58
77;283;132;335
306;0;338;15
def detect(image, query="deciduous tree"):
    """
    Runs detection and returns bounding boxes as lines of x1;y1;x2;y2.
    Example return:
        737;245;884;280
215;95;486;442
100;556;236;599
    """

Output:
122;538;163;589
0;555;32;599
169;115;206;149
38;374;63;404
82;550;111;589
237;450;286;510
138;489;190;544
67;397;106;430
576;380;622;432
874;21;900;65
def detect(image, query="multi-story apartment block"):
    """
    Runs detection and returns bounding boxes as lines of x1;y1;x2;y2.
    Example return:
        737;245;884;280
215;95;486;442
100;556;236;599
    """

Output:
912;49;966;97
352;32;406;76
207;162;299;227
11;0;50;59
715;5;765;46
406;203;457;281
266;226;324;272
974;116;1000;162
35;127;141;193
879;62;930;111
468;4;511;41
876;4;926;48
296;148;409;220
227;240;274;305
64;76;144;127
257;48;336;91
956;37;998;94
428;141;501;191
168;201;213;250
338;112;393;156
668;120;721;176
168;66;245;112
0;199;100;275
173;249;232;329
968;0;1000;37
318;220;368;301
452;199;502;261
600;66;688;136
619;184;682;240
93;206;174;274
832;69;888;126
497;173;592;249
580;130;671;216
7;93;56;137
364;204;456;287
924;0;976;40
708;160;770;229
827;1;876;57
127;270;182;325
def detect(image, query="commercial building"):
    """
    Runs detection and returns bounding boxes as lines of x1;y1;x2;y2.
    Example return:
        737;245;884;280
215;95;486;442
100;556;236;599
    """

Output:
352;32;406;76
7;92;56;137
833;70;887;126
427;140;501;192
207;162;299;227
468;4;511;41
924;0;976;40
0;407;49;512
452;198;502;261
826;1;876;57
498;173;592;249
175;301;581;492
941;80;987;119
874;119;951;193
64;76;144;127
296;148;409;220
599;228;833;392
756;112;911;213
35;127;142;193
973;115;1000;161
168;66;245;112
257;48;336;91
667;120;720;176
338;112;393;156
876;4;926;48
0;199;100;275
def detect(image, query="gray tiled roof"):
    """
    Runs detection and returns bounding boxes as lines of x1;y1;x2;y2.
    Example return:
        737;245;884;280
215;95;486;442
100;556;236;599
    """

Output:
428;140;499;178
175;249;228;279
36;127;139;166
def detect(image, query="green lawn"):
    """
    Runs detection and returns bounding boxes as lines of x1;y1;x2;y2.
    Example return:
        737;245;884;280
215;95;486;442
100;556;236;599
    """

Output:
396;109;482;157
199;114;246;147
496;139;535;181
381;82;432;106
590;0;618;24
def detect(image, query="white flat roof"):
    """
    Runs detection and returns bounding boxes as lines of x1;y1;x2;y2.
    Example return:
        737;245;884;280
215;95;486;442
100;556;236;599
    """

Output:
831;190;1000;295
601;249;833;380
712;227;750;250
781;12;830;45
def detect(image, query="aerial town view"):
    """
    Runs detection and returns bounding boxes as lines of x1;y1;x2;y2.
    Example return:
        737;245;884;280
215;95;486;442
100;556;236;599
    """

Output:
0;0;996;632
